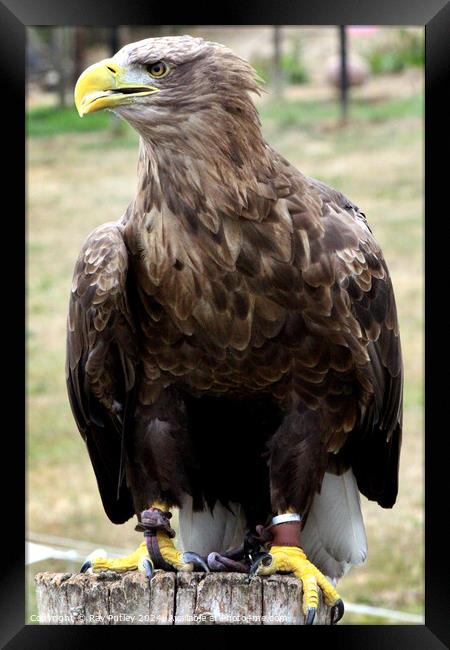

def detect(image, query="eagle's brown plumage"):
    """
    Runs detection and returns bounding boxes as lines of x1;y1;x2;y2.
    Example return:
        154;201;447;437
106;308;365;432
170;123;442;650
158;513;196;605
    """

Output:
67;36;402;540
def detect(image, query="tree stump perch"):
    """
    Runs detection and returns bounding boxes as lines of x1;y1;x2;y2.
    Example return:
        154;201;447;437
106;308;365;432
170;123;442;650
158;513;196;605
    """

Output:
35;571;336;625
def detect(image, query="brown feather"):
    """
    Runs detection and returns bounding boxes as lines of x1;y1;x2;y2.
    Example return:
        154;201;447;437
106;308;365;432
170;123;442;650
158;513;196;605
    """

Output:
68;35;403;524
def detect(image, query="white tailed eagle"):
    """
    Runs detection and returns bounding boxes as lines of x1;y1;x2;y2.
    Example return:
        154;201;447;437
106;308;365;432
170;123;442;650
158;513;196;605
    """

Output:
67;36;403;624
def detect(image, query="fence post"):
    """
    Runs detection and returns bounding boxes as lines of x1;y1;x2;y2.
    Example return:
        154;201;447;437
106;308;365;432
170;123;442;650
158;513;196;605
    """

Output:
35;571;336;625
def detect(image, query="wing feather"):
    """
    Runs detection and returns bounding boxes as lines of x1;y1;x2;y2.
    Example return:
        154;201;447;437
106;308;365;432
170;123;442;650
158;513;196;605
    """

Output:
306;177;403;507
282;167;403;508
66;223;137;523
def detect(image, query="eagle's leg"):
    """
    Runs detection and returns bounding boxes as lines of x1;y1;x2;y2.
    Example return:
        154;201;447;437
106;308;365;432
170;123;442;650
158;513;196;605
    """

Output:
250;407;344;624
138;501;209;574
80;501;209;576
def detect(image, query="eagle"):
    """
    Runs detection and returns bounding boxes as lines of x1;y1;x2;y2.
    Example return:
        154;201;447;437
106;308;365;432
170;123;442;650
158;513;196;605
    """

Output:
68;35;403;624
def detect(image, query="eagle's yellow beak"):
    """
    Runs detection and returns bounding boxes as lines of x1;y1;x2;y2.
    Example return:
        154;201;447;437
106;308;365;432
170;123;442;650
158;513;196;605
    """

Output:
74;58;160;117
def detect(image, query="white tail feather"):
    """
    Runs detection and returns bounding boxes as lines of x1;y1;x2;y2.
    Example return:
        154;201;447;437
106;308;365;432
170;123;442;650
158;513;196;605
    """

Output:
178;494;246;556
301;469;367;580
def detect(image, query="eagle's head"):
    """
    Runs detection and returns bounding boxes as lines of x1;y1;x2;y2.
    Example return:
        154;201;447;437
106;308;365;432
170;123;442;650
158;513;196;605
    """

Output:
75;36;274;217
74;35;262;140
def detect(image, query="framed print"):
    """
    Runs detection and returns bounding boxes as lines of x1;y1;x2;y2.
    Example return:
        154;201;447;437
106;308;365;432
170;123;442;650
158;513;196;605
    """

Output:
6;0;449;645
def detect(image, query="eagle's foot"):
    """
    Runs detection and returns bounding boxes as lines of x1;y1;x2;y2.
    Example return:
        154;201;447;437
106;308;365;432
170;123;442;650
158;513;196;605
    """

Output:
80;541;151;575
145;529;209;573
250;546;344;624
80;501;208;577
79;535;207;578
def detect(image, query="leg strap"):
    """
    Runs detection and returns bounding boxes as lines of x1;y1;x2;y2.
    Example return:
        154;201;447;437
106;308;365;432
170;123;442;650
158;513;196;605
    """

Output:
136;505;177;571
135;506;176;538
144;530;176;572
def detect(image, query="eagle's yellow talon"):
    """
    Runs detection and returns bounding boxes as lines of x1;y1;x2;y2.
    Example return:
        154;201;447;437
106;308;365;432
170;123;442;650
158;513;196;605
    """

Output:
87;534;194;574
255;545;342;617
155;531;193;571
90;541;149;573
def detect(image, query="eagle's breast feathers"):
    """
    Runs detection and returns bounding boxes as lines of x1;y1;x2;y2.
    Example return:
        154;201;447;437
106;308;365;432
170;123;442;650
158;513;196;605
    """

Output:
109;152;401;463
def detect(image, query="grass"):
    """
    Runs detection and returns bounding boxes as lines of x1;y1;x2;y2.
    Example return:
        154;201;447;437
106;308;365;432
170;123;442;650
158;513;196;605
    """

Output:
26;80;423;625
27;94;423;138
259;94;423;130
27;105;111;137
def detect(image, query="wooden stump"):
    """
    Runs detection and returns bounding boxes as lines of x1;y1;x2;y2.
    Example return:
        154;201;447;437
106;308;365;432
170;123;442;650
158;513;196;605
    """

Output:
35;571;336;625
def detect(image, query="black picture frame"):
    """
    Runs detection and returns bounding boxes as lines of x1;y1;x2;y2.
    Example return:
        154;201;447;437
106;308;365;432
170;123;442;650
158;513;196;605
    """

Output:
8;0;449;646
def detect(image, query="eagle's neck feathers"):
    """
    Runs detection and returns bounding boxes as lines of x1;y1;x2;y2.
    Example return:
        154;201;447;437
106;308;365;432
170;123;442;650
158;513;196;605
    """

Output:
120;103;293;286
134;102;275;218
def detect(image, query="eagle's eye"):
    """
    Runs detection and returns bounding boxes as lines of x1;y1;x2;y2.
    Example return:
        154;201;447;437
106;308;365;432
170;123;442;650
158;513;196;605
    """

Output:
146;61;169;78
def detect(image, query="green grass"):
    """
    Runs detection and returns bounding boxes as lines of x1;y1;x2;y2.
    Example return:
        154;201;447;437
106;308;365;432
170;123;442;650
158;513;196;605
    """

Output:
259;94;423;130
27;105;110;137
27;93;422;139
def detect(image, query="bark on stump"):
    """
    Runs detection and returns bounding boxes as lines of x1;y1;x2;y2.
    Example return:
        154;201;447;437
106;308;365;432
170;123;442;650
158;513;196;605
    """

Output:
35;571;336;625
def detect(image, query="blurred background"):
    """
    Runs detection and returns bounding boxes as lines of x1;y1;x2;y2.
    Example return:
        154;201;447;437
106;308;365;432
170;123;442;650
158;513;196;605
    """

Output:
26;26;424;625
